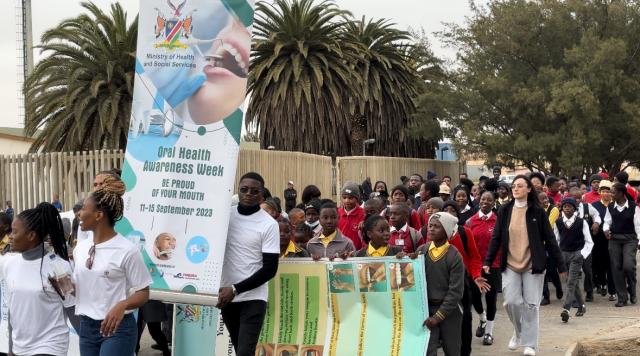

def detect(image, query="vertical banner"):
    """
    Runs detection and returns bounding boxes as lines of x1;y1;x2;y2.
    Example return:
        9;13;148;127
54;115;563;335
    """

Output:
120;0;255;297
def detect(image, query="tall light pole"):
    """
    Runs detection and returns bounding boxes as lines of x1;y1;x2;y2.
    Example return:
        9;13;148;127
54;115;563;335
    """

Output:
15;0;34;126
362;138;375;156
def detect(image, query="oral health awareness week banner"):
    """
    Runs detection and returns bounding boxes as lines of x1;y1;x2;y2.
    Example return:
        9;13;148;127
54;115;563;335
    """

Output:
119;0;254;298
174;257;429;356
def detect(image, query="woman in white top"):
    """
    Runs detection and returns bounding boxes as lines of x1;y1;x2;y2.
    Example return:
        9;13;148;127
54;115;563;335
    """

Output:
1;202;78;356
73;175;151;356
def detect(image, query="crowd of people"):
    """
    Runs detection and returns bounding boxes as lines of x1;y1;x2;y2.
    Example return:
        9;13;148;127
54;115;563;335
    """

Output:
0;167;638;356
265;169;640;356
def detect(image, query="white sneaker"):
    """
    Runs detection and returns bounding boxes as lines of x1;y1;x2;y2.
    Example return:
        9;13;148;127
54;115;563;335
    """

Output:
508;332;520;350
523;346;536;356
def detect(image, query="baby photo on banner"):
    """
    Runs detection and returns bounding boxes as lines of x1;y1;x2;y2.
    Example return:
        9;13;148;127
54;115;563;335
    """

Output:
119;0;254;297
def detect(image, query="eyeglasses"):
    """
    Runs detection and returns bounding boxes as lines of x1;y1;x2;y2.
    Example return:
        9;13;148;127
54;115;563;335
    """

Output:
86;245;96;270
239;187;262;195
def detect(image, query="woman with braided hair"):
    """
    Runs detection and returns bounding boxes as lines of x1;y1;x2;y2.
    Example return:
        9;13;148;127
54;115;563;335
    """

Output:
74;175;151;355
0;202;78;356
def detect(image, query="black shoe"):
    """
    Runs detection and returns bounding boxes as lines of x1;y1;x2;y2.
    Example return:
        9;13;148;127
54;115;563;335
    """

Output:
576;305;586;317
556;289;564;300
572;301;580;308
585;292;593;302
483;334;494;345
631;295;637;304
615;300;628;307
609;294;617;301
475;320;487;337
561;309;570;323
599;287;607;296
541;298;550;306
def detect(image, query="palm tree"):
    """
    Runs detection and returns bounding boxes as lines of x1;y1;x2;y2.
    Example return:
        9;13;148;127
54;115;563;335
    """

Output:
247;0;363;156
343;17;432;157
24;1;137;152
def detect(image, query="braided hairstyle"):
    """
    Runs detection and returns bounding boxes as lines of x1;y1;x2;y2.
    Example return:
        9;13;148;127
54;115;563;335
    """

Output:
361;215;387;245
90;175;126;226
17;202;68;261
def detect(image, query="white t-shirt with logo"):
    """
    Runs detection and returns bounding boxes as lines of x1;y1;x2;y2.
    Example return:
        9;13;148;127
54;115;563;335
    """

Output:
73;234;152;320
0;252;75;356
221;208;279;302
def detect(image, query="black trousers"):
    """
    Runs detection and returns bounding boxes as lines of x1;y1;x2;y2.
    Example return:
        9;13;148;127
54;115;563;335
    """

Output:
583;253;593;294
471;267;501;321
221;300;267;356
609;235;638;302
542;254;563;299
461;277;473;356
136;314;170;355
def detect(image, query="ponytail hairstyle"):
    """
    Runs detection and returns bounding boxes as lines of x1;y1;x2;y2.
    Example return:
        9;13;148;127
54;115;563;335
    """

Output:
17;202;68;261
90;175;126;226
362;215;387;245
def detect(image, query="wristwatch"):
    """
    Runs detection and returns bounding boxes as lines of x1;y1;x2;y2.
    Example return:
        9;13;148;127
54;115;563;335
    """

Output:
231;284;237;295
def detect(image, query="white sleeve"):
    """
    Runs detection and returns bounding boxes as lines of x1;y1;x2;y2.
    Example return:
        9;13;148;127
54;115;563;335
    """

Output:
124;248;152;292
61;260;76;308
588;204;602;225
0;254;12;280
553;224;560;243
581;221;594;259
262;220;280;254
603;208;612;232
635;207;640;241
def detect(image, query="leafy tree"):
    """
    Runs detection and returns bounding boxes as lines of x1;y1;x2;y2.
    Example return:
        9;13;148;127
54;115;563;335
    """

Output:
24;2;137;152
248;0;438;157
441;0;640;176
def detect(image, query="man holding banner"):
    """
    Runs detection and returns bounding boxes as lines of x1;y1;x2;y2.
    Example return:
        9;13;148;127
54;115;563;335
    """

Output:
218;172;280;356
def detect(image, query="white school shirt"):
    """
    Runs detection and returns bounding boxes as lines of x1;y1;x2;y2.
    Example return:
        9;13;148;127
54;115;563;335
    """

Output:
577;203;602;225
0;252;75;356
602;200;640;239
221;208;280;302
553;214;594;259
73;234;152;320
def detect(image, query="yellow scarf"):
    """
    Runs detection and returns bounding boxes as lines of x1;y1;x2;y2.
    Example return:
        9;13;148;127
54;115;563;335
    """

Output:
320;231;337;246
367;243;389;257
428;241;450;262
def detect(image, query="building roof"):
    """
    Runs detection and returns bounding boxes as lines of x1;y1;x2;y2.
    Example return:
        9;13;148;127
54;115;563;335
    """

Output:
0;127;40;141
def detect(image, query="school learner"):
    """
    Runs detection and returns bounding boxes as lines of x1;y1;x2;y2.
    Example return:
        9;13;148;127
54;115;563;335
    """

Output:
218;172;280;355
337;182;366;250
74;175;152;355
570;187;602;302
307;202;356;259
539;191;563;306
583;174;603;204
387;185;422;230
553;198;594;323
363;197;385;217
545;176;562;206
415;213;465;356
388;203;421;254
294;222;314;247
467;191;500;346
354;215;403;257
304;200;322;238
418;180;441;225
453;185;476;225
418;197;445;242
278;216;310;258
0;203;78;356
484;175;566;356
442;201;489;356
603;182;640;307
590;180;617;300
497;181;512;208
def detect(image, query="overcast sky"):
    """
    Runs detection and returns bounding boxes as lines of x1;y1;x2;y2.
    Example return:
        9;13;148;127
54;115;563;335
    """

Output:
0;0;476;128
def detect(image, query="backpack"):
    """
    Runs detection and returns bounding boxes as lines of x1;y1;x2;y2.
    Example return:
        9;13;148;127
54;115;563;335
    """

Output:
408;227;421;250
457;225;471;256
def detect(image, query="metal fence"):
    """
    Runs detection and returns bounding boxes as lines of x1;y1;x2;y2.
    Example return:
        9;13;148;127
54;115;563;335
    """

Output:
0;150;461;212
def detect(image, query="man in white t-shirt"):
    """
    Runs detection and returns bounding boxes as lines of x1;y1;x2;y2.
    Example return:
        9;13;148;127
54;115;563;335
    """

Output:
218;172;280;356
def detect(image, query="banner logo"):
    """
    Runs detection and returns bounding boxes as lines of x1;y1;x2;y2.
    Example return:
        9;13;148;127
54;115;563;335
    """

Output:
154;0;194;50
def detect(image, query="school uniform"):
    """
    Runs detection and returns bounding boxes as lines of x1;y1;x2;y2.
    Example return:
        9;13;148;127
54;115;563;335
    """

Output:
388;223;421;253
603;199;640;304
576;202;601;299
458;205;476;226
306;230;356;258
554;214;594;311
542;204;563;302
338;206;366;250
281;241;310;258
467;211;501;337
417;242;465;356
354;244;403;257
591;200;616;296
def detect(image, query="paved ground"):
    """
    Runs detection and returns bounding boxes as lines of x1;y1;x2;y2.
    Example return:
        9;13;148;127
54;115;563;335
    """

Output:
139;265;640;356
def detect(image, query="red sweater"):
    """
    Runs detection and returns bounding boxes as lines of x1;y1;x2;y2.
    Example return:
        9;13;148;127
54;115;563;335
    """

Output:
547;191;562;205
467;212;500;268
583;191;600;204
338;206;365;250
409;210;422;231
417;225;482;279
628;184;638;203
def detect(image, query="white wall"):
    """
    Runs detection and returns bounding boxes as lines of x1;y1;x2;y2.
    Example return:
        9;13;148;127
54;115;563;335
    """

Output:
0;136;32;155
